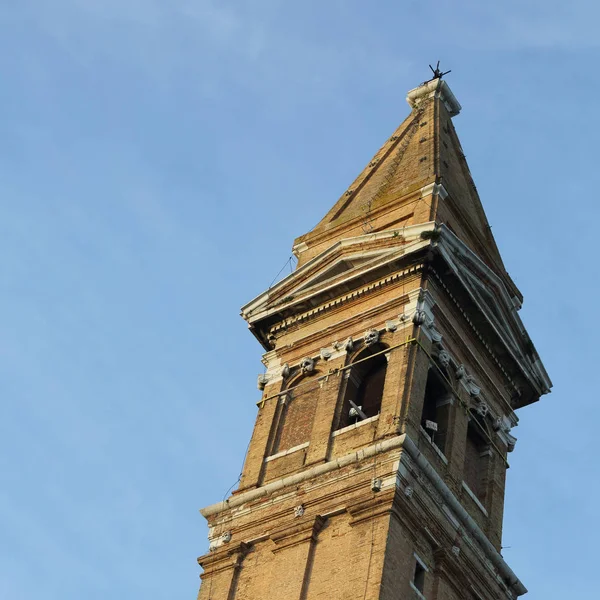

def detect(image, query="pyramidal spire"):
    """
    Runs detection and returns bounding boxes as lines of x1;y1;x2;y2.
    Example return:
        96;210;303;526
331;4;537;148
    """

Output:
294;71;516;296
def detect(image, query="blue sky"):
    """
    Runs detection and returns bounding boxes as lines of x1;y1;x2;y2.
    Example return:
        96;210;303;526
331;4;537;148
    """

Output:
0;1;597;598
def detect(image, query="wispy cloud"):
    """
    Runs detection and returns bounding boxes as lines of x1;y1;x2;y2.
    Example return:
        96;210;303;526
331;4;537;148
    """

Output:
423;1;600;50
0;0;411;106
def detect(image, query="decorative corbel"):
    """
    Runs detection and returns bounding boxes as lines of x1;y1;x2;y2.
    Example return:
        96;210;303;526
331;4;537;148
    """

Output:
437;349;451;369
429;327;443;346
494;416;518;452
257;374;270;391
413;309;427;326
364;329;380;346
208;530;232;552
413;290;435;328
505;432;517;452
300;357;315;374
385;320;398;332
475;401;489;418
320;348;332;361
466;374;481;397
270;515;326;553
334;337;354;353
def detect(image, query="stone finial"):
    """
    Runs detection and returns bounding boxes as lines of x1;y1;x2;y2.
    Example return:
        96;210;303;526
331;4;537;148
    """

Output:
406;78;461;117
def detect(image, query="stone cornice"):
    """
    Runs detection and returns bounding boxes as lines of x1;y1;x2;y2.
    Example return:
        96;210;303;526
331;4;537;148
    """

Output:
436;225;551;398
430;285;519;416
256;288;434;389
197;541;250;575
242;221;436;325
407;79;461;117
200;433;526;597
201;436;408;518
268;266;422;335
270;515;326;552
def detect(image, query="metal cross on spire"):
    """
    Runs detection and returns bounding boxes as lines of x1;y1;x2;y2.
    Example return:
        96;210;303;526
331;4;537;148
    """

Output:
428;61;451;80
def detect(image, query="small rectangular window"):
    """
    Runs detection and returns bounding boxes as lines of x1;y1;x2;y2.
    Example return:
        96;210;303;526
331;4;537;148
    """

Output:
413;561;425;592
410;553;428;598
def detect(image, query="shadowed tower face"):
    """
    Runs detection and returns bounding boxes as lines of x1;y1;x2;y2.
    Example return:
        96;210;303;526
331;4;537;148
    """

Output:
197;75;551;600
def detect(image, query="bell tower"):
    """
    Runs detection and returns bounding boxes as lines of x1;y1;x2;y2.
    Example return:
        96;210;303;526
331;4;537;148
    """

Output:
197;74;551;600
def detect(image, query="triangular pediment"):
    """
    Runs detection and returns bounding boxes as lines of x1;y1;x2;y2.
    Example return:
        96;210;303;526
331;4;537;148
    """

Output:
460;267;521;355
437;225;551;395
241;222;436;325
294;254;380;293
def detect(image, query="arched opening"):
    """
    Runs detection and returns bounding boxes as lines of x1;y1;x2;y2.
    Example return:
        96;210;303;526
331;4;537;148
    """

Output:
420;367;452;454
336;346;388;430
463;416;490;503
271;373;320;455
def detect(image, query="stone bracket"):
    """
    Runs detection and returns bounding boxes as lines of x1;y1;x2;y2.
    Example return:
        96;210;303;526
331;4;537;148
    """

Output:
270;515;326;553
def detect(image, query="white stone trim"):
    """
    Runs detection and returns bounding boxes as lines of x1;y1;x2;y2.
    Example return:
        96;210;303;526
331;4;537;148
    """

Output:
207;530;232;552
409;581;426;600
265;442;309;462
419;425;448;465
241;222;436;323
260;352;291;385
249;221;551;402
413;289;436;332
201;433;526;597
462;481;489;517
202;436;409;518
332;414;379;437
406;78;461;117
400;435;526;596
420;182;448;200
413;551;429;571
436;395;454;408
292;241;308;256
411;552;429;599
437;225;552;396
277;288;432;369
494;414;518;452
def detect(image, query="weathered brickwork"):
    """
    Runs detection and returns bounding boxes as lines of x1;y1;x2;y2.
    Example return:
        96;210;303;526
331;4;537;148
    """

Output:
197;77;551;599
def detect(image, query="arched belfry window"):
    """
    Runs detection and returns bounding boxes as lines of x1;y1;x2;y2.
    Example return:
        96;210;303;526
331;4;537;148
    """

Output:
336;346;388;430
463;414;491;503
421;367;452;454
271;373;320;455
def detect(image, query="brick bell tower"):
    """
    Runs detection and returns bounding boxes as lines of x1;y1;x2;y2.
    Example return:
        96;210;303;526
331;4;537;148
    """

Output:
197;74;551;600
